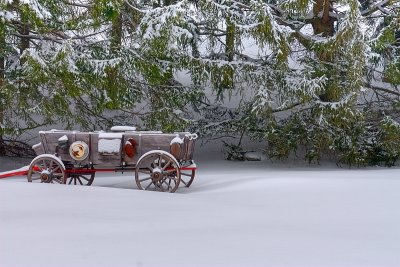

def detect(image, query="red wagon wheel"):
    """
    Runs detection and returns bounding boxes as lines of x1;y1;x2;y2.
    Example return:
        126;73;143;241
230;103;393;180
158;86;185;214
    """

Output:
135;150;181;193
27;154;66;184
64;166;95;186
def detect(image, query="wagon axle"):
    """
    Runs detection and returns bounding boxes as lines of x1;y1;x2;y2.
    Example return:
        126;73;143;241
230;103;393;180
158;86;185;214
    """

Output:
40;170;52;183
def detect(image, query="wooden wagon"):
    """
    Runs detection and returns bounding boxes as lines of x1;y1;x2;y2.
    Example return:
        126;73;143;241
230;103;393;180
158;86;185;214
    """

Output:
28;126;197;193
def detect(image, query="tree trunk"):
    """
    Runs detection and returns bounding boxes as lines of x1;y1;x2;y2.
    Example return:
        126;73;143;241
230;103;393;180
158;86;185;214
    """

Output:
19;16;30;55
226;20;235;62
110;13;122;54
221;19;235;89
0;22;5;155
311;0;335;37
312;0;337;102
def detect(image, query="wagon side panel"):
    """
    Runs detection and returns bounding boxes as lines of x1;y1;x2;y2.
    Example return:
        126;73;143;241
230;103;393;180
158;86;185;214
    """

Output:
140;134;177;156
91;133;122;166
40;131;91;164
39;131;49;154
39;131;74;160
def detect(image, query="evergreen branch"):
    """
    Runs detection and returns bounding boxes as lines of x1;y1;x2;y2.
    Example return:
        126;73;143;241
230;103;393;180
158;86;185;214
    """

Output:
366;83;400;97
124;0;146;13
62;0;90;8
361;0;398;16
272;102;302;113
11;33;63;44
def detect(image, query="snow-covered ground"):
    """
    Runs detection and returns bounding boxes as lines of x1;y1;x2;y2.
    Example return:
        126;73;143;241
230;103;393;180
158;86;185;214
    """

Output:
1;153;400;267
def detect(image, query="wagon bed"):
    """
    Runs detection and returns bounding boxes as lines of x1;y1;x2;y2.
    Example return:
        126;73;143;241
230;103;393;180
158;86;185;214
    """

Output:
26;127;198;193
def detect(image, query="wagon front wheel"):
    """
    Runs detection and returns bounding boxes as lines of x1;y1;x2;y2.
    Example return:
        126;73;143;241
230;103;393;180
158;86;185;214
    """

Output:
135;151;181;193
27;154;66;184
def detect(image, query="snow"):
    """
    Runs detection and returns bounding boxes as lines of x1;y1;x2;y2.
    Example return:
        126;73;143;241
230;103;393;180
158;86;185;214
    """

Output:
58;135;68;142
31;143;42;150
110;126;137;132
243;151;262;161
138;131;163;134
1;154;400;266
170;135;184;145
98;133;123;139
98;139;121;154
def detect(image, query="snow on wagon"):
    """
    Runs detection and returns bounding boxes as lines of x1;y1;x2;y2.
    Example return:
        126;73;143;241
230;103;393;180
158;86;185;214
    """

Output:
29;126;197;193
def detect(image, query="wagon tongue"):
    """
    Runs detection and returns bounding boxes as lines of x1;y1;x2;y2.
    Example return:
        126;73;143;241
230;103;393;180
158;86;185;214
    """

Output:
0;165;35;179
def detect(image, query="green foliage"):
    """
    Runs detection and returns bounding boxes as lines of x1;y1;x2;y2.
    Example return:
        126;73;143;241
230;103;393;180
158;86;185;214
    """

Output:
222;141;245;161
1;0;400;167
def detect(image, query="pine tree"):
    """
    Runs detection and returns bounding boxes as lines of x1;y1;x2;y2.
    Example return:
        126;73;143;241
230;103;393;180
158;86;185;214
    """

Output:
0;0;399;165
129;0;399;165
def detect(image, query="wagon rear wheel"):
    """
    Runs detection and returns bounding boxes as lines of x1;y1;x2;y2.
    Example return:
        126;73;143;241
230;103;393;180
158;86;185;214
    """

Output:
180;169;195;188
135;151;181;193
27;154;66;184
64;166;95;186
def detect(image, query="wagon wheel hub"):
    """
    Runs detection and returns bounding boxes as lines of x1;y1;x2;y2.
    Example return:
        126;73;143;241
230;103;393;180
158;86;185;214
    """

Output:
40;170;52;183
151;168;163;182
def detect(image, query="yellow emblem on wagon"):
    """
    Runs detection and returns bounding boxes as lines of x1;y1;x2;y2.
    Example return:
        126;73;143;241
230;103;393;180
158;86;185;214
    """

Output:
69;141;89;161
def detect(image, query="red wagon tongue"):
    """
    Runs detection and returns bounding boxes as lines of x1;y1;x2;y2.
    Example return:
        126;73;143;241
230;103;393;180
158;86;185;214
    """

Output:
0;166;40;179
0;170;28;179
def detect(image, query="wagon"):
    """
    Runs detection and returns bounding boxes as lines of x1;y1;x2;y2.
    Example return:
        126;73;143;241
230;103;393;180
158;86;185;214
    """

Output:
28;126;197;193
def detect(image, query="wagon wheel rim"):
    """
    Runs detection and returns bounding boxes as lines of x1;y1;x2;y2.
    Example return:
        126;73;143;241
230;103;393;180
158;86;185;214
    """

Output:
135;152;181;193
64;167;95;186
27;157;66;184
180;169;195;188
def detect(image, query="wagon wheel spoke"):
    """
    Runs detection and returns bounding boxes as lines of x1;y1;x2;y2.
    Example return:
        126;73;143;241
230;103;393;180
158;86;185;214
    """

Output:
53;166;61;173
180;179;188;186
50;160;56;168
145;181;153;190
41;160;47;169
158;181;165;192
162;179;171;190
158;155;162;168
154;181;159;191
138;169;151;174
179;169;196;188
165;177;177;188
162;160;172;171
65;167;95;186
52;177;63;184
163;169;176;175
139;176;152;182
80;176;90;182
